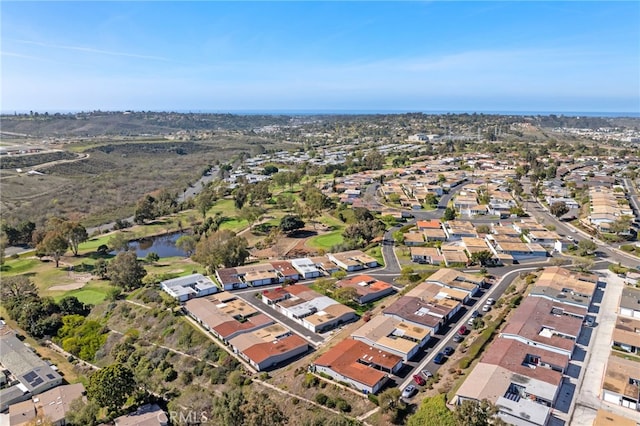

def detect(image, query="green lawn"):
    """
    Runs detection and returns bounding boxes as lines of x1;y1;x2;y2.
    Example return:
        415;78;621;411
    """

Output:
49;280;117;305
307;231;344;250
1;257;40;275
144;257;205;276
365;246;385;267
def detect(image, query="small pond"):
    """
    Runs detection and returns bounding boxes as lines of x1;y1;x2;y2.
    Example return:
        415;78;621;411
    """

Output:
113;232;189;258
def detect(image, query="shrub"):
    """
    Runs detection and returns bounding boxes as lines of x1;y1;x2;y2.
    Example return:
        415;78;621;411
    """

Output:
336;399;351;412
367;394;379;406
510;295;523;307
303;373;319;388
292;398;300;405
459;357;471;369
325;398;336;408
315;393;328;405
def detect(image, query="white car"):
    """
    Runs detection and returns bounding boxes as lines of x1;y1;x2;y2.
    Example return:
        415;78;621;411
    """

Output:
487;298;495;305
482;304;491;312
402;385;417;399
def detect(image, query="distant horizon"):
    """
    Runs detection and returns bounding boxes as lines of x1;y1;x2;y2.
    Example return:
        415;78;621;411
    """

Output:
2;2;638;113
2;109;639;119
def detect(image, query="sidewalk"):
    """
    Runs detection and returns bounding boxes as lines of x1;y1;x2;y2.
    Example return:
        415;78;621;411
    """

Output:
571;270;637;424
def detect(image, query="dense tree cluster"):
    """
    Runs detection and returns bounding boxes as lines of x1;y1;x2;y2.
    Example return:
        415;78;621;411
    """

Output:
133;190;178;224
193;229;249;270
0;276;90;338
1;220;36;245
107;251;148;290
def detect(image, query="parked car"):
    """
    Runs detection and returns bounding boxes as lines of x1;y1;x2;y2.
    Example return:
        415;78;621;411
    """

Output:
443;346;455;356
584;316;595;327
458;325;468;335
487;298;495;305
471;310;481;318
453;334;464;343
467;318;476;327
482;304;491;312
434;352;446;364
413;374;426;386
421;369;433;379
401;384;417;399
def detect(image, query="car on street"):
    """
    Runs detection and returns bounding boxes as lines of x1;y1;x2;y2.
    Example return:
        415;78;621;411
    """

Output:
482;304;491;312
467;318;475;327
458;325;468;335
413;374;426;386
453;334;464;343
487;298;495;305
443;346;455;356
434;352;446;364
471;310;481;318
401;384;417;399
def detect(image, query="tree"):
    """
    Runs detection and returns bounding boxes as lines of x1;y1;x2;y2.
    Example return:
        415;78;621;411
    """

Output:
249;181;272;206
392;231;405;245
352;207;374;223
577;239;597;256
263;164;279;175
407;394;455;426
193;230;249;270
275;193;295;211
210;387;246;426
362;150;385;170
107;251;147;290
509;206;526;217
134;195;157;224
175;235;197;256
343;219;385;245
66;397;99;426
378;388;406;424
145;252;160;263
37;231;68;267
0;275;38;303
549;201;569;218
63;222;88;256
239;206;265;229
280;215;305;234
470;250;494;266
443;207;456;221
334;286;359;304
58;296;89;316
423;193;438;207
195;189;216;219
108;233;130;252
454;399;505;426
233;185;248;210
93;258;109;279
87;364;136;412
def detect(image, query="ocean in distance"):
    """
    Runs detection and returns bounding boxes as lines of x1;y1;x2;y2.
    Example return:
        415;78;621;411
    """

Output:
177;109;640;118
4;109;639;118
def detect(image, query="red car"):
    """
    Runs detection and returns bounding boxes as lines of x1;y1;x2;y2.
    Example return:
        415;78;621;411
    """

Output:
458;325;468;335
413;374;426;386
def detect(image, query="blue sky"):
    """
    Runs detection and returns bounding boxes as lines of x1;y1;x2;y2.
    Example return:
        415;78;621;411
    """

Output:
2;1;639;113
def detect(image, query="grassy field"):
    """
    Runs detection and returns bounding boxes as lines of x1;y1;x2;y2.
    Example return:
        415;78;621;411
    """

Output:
365;245;385;266
306;231;343;250
49;280;117;305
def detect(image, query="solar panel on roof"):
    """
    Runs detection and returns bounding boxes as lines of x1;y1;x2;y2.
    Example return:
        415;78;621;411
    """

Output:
23;371;38;382
46;374;56;380
31;377;44;387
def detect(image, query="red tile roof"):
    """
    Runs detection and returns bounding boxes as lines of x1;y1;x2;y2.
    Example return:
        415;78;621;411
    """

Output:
314;339;401;387
242;334;308;364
